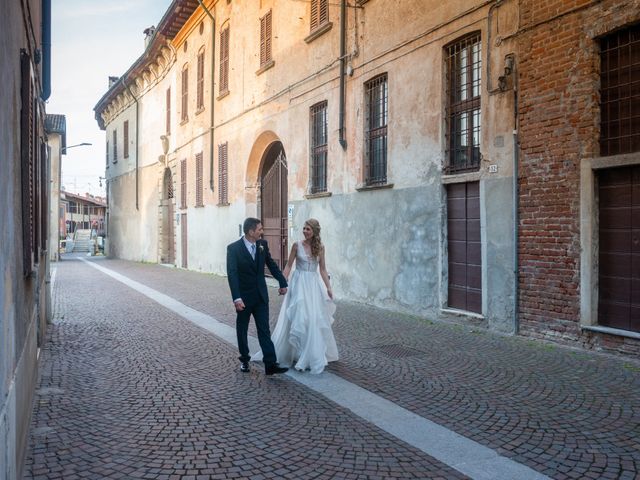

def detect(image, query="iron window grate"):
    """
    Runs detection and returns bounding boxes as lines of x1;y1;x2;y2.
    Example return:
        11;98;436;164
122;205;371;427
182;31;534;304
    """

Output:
310;101;328;193
446;32;481;174
364;74;388;186
600;24;640;156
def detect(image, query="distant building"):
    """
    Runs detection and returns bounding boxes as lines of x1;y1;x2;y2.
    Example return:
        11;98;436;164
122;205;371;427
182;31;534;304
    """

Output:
45;114;66;261
95;0;640;358
60;191;107;237
0;0;52;477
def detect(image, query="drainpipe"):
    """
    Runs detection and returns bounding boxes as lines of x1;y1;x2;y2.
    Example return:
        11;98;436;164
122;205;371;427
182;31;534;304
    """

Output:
40;0;51;100
196;0;216;190
338;0;347;149
512;58;519;335
122;79;139;210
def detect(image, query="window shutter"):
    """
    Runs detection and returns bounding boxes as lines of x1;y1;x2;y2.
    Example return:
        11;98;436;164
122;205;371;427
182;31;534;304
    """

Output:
310;0;319;31
20;50;34;274
319;0;328;26
266;11;272;63
166;87;171;134
113;129;117;163
106;141;109;169
124;120;129;158
182;67;189;121
197;50;204;109
180;159;187;209
220;27;230;93
218;142;228;205
195;152;203;206
260;15;266;67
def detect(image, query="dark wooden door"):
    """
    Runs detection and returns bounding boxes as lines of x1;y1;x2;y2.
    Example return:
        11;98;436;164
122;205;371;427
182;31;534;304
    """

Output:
447;181;481;313
598;166;640;332
261;150;288;270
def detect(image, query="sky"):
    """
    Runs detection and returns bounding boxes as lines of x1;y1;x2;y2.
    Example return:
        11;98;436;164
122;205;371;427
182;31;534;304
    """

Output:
48;0;173;197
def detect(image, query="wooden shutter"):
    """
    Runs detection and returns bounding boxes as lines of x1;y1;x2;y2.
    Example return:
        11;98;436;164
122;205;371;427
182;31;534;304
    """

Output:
197;50;204;109
180;159;187;209
195;152;203;206
106;141;109;169
219;27;229;93
181;67;188;121
218;142;228;205
310;0;319;31
260;11;272;67
20;50;35;274
112;129;117;163
124;120;129;158
319;0;328;26
166;87;171;134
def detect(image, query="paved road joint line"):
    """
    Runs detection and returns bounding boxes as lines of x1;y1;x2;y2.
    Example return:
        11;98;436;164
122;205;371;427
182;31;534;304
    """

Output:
81;258;550;480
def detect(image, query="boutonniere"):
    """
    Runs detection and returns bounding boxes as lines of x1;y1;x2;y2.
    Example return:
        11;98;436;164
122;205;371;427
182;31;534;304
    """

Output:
258;245;264;253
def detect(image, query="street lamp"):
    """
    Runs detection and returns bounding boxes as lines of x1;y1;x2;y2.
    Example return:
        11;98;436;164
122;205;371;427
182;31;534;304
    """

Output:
61;142;91;153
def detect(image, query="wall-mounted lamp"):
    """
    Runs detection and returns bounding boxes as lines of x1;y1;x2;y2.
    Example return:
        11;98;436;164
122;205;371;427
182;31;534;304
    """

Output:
61;142;92;154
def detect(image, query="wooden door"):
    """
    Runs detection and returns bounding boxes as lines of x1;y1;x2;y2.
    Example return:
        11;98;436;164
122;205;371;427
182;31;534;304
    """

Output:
447;182;481;313
261;150;288;270
598;166;640;332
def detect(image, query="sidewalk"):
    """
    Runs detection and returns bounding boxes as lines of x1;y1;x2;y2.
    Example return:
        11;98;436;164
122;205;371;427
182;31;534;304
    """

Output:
24;257;640;479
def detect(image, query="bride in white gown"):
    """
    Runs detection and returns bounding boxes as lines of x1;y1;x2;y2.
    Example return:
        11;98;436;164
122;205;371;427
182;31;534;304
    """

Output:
252;218;338;374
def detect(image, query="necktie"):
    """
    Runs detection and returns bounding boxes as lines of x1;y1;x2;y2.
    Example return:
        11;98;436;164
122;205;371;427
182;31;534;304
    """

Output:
250;243;256;260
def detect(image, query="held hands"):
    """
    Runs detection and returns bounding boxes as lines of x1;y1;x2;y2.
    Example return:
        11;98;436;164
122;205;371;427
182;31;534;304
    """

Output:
234;300;245;311
278;287;288;295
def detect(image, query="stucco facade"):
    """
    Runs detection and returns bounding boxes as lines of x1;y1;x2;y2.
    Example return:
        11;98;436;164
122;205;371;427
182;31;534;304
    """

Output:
96;0;521;335
1;0;51;477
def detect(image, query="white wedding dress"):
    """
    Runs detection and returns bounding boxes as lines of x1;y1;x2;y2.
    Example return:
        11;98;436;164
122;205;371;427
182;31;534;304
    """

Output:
252;241;339;374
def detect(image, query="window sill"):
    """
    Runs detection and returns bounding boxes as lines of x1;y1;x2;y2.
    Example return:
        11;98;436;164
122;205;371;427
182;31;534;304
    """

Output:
441;170;481;184
195;204;204;208
180;118;189;126
581;325;640;340
356;182;393;192
195;106;205;116
304;191;332;199
217;202;230;207
256;60;275;76
217;90;230;100
304;22;333;44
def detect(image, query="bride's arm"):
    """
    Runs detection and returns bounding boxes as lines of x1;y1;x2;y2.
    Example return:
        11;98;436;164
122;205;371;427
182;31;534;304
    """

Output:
319;246;333;299
283;242;297;280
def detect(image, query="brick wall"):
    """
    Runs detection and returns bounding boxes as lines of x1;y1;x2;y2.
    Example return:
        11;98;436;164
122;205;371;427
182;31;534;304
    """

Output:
517;0;640;353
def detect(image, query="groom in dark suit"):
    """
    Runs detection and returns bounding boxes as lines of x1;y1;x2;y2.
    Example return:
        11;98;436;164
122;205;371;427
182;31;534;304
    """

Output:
226;217;289;375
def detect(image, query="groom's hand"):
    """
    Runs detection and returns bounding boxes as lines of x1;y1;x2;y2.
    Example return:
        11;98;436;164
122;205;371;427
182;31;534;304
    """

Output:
234;300;245;311
278;288;287;295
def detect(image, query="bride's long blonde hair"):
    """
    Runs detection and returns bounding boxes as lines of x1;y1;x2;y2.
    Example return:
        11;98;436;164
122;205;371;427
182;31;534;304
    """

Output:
305;218;323;258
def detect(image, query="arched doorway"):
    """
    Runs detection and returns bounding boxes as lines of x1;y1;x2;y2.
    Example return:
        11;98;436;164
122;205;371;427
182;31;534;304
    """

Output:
260;142;288;270
160;167;175;264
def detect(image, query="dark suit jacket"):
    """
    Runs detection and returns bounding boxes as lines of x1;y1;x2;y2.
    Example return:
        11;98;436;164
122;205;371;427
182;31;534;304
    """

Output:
226;238;288;305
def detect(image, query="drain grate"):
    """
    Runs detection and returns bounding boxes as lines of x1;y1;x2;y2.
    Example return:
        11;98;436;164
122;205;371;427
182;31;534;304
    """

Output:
368;344;424;358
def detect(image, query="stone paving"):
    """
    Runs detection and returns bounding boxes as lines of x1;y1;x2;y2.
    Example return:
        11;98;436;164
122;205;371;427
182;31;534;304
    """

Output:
24;257;465;480
24;256;640;479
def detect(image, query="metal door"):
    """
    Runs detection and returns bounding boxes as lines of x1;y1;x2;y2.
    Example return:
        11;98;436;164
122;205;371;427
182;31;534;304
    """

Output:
598;166;640;332
447;181;481;313
261;150;288;270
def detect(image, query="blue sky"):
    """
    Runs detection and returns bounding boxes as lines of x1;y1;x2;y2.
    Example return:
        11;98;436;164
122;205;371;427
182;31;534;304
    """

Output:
48;0;172;196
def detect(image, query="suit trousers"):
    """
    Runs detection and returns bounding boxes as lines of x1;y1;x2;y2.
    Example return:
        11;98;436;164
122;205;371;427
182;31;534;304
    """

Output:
236;300;276;366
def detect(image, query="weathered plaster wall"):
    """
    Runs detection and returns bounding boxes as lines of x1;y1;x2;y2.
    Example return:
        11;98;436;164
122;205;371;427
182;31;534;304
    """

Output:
0;0;44;477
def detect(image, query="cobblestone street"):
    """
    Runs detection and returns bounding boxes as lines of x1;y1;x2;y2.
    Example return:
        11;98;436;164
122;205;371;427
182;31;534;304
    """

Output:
23;256;640;480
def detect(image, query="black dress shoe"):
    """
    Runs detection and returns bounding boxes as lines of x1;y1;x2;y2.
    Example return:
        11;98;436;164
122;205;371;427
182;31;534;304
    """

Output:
265;364;288;375
240;361;250;373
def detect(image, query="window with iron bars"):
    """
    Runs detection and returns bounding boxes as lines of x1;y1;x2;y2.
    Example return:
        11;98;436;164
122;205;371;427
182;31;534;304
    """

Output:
445;32;481;174
309;101;328;193
364;74;388;186
195;152;204;207
600;24;640;156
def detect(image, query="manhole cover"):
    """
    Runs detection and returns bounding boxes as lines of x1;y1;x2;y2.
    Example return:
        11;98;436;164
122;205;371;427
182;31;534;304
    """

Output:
368;344;424;358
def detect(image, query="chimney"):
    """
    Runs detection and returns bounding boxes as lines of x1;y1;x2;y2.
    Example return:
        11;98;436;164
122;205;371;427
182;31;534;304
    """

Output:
108;76;119;88
143;26;156;49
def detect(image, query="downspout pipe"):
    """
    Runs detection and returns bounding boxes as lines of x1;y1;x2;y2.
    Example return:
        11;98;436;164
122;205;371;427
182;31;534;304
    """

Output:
196;0;216;190
40;0;51;100
122;79;139;210
512;60;520;335
338;0;347;149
